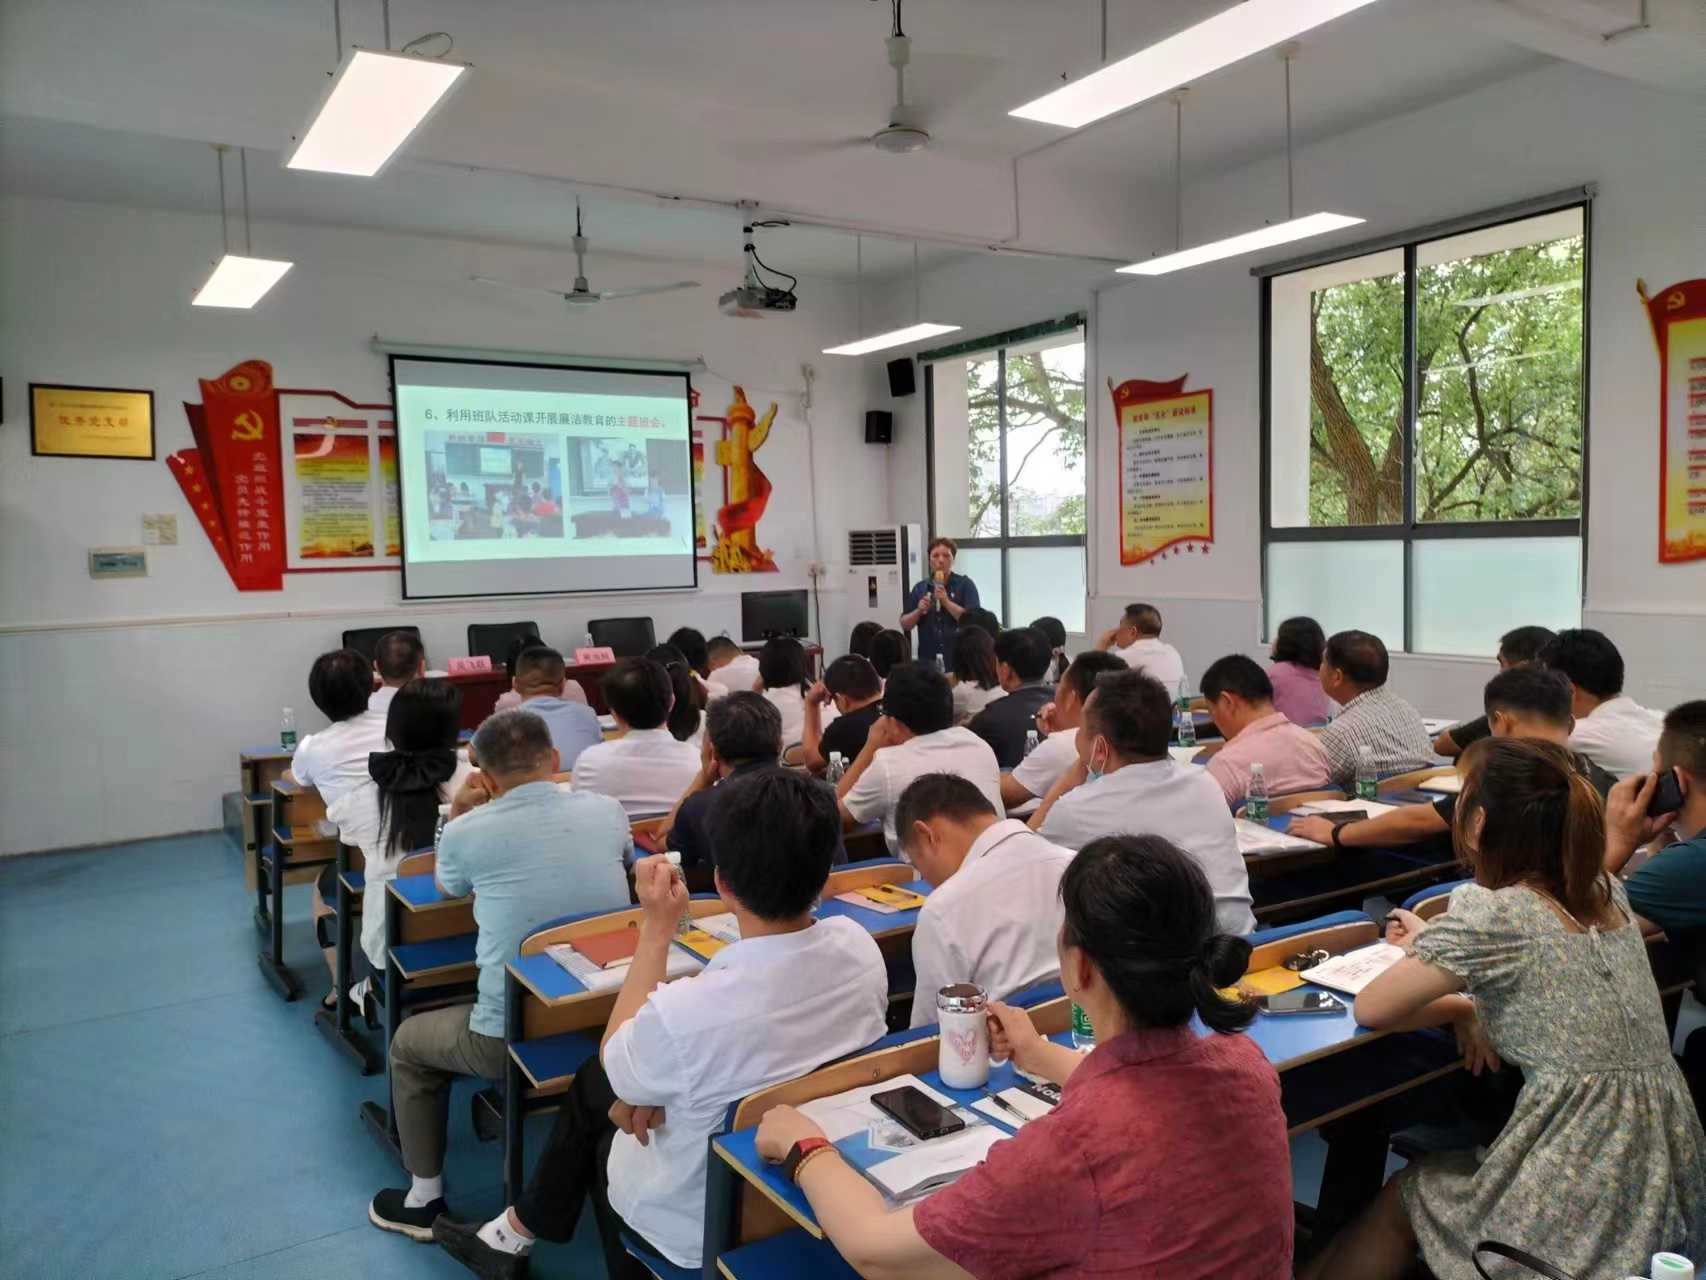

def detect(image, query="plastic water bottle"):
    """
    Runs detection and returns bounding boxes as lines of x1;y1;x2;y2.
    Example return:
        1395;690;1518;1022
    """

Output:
663;851;693;935
434;802;451;848
280;707;297;750
1356;745;1378;801
1175;681;1196;749
1246;762;1269;822
1070;1002;1095;1050
1024;729;1040;758
583;630;594;652
935;652;946;675
826;751;846;783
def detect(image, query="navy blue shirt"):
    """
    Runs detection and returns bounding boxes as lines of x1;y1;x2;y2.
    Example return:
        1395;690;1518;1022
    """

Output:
907;571;980;669
667;760;848;871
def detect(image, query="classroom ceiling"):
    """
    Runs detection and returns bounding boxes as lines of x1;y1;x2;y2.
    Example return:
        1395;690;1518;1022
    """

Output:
1;0;1700;275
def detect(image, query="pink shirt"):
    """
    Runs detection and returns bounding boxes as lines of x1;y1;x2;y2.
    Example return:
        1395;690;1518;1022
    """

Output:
914;1026;1293;1279
493;681;589;712
1266;661;1334;726
1206;710;1332;807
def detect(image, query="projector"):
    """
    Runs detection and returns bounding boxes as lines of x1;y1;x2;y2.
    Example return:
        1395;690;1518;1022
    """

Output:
719;284;797;318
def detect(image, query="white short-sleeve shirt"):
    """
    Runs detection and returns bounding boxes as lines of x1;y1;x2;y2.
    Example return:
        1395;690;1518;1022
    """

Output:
1039;758;1255;935
289;710;388;809
603;917;889;1268
909;820;1073;1027
1007;729;1080;802
762;686;836;749
706;653;762;696
570;727;701;816
1568;694;1662;779
842;726;1005;856
1113;637;1187;693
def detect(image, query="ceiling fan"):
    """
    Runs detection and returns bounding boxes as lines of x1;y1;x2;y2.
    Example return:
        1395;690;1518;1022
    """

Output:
472;201;700;307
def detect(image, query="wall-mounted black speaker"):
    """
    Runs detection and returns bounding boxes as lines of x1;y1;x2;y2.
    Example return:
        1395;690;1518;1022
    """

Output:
886;357;916;397
864;410;893;444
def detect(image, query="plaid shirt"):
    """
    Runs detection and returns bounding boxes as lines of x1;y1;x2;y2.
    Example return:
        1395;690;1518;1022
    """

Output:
1319;685;1436;786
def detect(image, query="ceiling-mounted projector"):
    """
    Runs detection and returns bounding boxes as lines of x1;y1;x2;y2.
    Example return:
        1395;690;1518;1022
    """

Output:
719;284;797;318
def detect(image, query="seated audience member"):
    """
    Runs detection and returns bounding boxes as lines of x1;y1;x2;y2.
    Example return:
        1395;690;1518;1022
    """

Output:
1096;601;1186;692
896;774;1073;1027
645;643;706;744
1030;614;1069;686
1434;625;1554;757
666;692;845;881
1317;630;1434;786
867;627;911;681
494;631;587;710
504;646;602;770
1293;665;1616;853
949;626;1004;725
847;619;884;659
756;833;1294;1279
369;709;632;1240
1033;670;1253;935
291;647;387;808
666;626;709;679
1001;651;1126;812
959;608;1003;640
838;660;1004;856
371;629;427;714
434;771;889;1278
968;626;1056;768
1200;654;1332;808
329;678;474;984
571;658;702;816
1267;615;1335;726
757;635;823;747
801;654;883;773
1309;737;1706;1280
704;635;760;695
1540;627;1664;778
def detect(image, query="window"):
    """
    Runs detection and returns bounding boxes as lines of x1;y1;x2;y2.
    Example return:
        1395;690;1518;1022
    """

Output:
925;317;1087;632
1262;203;1587;656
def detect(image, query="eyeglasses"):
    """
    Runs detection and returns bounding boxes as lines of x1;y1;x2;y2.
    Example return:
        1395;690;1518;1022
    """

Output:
1281;948;1329;972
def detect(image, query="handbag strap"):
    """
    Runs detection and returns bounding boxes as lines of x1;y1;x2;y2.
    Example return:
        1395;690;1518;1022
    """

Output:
1473;1241;1581;1280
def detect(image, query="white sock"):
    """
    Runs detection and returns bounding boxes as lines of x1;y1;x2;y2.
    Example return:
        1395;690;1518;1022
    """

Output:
477;1213;534;1255
404;1174;443;1208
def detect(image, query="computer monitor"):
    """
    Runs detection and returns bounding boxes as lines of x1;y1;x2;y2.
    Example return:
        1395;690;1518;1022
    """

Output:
741;589;809;643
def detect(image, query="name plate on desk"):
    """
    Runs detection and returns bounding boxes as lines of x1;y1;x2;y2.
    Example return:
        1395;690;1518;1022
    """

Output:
573;647;617;665
447;655;493;674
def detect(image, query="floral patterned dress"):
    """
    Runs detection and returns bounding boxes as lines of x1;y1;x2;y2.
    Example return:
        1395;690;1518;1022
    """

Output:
1404;879;1706;1279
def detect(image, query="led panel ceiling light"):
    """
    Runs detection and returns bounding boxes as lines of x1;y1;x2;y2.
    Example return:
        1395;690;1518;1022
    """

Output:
287;49;467;177
192;254;294;308
1117;212;1365;275
823;323;961;356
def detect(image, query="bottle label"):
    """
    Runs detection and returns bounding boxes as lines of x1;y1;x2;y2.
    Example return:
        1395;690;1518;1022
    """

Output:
1356;778;1378;800
1071;1003;1093;1037
280;730;297;748
1246;796;1269;822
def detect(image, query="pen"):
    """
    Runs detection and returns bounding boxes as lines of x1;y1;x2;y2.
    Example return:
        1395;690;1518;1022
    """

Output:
981;1089;1029;1125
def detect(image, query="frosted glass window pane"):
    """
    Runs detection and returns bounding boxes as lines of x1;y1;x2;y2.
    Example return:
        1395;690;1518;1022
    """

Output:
1008;546;1087;635
1411;537;1580;657
1267;542;1404;644
951;547;1003;622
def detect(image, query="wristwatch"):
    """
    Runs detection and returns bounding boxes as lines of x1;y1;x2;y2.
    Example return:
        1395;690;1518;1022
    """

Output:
782;1136;833;1184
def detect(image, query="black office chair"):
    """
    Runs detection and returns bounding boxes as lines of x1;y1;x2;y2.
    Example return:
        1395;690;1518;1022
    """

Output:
588;617;656;658
341;625;422;662
468;622;541;672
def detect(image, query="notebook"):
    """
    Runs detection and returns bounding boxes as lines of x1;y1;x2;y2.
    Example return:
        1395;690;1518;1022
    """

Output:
545;942;702;990
835;891;898;915
1419;774;1464;794
1300;942;1405;996
1289;799;1402;820
857;884;927;911
675;912;742;961
571;927;641;970
1234;819;1324;856
796;1075;1004;1202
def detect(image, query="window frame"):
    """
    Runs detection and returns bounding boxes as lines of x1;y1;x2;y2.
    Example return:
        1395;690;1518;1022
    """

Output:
922;317;1088;626
1257;192;1593;653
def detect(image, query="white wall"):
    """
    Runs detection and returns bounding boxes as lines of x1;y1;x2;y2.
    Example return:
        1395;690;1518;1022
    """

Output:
0;195;890;852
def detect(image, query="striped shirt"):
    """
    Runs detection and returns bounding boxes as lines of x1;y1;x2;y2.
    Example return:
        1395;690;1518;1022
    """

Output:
1319;685;1435;786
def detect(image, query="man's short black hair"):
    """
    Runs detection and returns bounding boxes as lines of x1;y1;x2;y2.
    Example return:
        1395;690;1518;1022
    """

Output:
1085;669;1173;759
880;660;954;736
374;630;426;681
960;609;1003;639
706;691;782;763
824;654;881;702
308;648;373;722
758;636;806;692
706;771;839;921
471;708;556;779
602;657;672;730
1200;654;1275;705
1497;625;1556;666
1029;616;1067;651
514;645;566;689
1539;628;1625;698
1123;603;1163;636
1324;630;1390;687
1483;665;1573;727
993;627;1051;681
1061;650;1126;703
707;636;744;662
1659;701;1706;779
895;773;998;844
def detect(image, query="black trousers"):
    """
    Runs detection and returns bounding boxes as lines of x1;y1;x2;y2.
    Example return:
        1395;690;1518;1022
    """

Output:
512;1059;658;1280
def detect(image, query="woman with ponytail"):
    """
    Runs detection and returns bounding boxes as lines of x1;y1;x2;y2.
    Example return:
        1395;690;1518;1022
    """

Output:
753;834;1294;1279
1306;737;1706;1280
326;678;471;973
646;643;706;745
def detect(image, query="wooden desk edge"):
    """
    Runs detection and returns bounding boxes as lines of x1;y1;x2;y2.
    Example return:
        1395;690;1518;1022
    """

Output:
712;1140;824;1241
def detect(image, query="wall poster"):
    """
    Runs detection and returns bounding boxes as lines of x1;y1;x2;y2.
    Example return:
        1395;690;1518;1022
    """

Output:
1111;374;1215;566
1641;278;1706;564
279;391;399;570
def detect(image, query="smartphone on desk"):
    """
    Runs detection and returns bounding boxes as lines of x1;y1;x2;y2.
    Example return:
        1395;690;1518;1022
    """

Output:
871;1086;966;1141
1256;990;1346;1017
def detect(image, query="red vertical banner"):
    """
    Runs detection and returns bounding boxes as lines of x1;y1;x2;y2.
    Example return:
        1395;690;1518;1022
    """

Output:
1641;279;1706;563
198;361;285;590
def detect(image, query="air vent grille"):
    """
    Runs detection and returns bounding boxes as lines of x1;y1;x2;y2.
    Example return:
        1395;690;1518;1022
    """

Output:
848;528;899;567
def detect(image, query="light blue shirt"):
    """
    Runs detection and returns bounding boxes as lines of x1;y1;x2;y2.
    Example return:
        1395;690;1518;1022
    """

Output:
436;780;633;1037
517;695;605;772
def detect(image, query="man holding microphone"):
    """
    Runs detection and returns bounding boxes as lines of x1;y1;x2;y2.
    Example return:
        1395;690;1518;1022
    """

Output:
901;536;981;674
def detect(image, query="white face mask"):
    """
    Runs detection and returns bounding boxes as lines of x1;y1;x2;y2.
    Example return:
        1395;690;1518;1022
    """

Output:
1086;737;1110;783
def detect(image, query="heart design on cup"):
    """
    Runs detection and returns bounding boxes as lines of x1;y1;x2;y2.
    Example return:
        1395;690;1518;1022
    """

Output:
949;1029;978;1064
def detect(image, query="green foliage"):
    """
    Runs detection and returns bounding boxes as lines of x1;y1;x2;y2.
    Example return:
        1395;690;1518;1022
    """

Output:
1308;234;1584;525
965;347;1086;536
